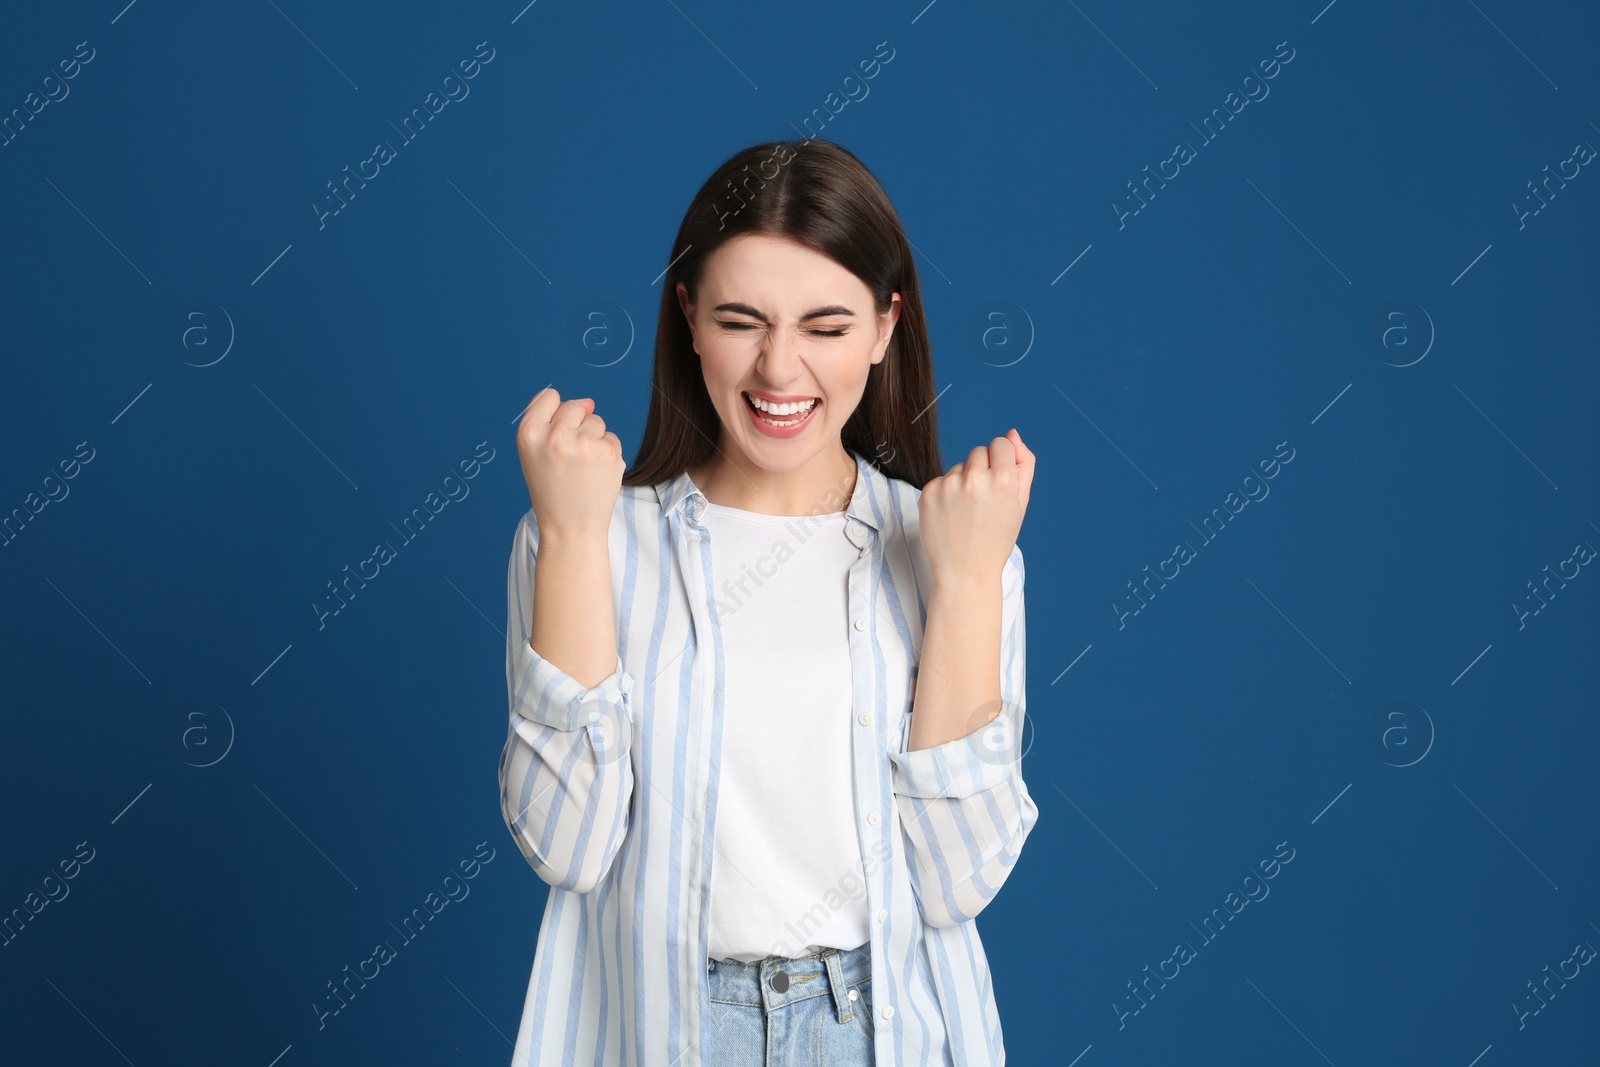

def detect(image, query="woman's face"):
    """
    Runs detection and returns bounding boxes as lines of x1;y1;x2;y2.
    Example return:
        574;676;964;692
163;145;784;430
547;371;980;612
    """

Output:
676;233;900;474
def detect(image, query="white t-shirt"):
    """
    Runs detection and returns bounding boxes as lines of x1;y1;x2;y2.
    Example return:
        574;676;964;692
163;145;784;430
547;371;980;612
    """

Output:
699;500;870;962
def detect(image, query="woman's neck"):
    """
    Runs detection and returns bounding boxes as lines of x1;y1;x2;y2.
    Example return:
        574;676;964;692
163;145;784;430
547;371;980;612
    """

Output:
688;444;857;517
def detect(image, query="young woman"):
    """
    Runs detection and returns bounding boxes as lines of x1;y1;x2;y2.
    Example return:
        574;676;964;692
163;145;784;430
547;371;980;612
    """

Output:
501;138;1038;1067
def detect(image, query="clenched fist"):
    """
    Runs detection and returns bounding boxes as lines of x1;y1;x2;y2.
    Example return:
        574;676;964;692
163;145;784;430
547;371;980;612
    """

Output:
516;386;626;544
918;428;1036;586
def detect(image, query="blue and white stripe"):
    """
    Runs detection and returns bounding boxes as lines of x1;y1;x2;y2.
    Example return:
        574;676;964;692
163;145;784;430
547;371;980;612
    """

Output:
500;449;1039;1066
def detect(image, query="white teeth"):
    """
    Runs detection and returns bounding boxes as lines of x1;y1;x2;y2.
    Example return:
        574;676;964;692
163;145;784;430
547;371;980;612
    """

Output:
747;394;818;416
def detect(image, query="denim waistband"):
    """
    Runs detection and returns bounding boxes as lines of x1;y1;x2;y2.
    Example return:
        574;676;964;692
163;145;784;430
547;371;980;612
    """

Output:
706;941;872;1021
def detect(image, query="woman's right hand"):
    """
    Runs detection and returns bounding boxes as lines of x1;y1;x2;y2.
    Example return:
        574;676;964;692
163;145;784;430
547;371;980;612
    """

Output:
516;386;625;543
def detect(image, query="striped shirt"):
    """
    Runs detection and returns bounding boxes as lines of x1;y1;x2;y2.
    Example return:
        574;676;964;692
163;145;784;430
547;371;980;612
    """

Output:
500;448;1039;1066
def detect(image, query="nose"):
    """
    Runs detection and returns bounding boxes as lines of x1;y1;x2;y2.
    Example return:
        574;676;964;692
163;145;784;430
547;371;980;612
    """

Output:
756;326;804;386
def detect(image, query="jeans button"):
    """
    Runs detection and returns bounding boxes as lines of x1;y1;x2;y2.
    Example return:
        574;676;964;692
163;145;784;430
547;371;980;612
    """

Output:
769;971;789;993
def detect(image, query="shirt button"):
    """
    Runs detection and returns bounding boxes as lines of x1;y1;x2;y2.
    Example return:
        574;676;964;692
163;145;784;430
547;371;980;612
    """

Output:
858;711;871;726
853;618;867;631
867;811;880;825
881;1005;895;1021
876;908;888;924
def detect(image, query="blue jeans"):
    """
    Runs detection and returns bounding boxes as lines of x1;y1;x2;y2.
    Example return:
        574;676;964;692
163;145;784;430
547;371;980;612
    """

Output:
703;941;876;1066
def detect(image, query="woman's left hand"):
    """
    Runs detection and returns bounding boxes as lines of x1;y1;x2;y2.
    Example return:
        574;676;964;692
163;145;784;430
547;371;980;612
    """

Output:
918;429;1035;585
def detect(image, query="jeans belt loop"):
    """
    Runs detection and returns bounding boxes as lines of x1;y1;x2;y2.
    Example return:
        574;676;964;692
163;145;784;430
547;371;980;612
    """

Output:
824;948;853;1022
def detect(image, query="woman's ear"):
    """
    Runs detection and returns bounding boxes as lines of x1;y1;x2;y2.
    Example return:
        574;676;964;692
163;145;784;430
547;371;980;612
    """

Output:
675;282;697;348
871;293;902;365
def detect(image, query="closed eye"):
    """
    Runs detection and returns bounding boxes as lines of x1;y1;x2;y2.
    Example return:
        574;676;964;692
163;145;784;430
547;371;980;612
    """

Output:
717;321;847;337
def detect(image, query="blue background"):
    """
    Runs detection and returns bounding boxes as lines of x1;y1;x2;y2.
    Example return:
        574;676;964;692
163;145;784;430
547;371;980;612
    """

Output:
2;0;1596;1063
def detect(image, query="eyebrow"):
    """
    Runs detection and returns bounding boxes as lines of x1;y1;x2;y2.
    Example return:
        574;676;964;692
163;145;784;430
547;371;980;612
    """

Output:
712;302;856;323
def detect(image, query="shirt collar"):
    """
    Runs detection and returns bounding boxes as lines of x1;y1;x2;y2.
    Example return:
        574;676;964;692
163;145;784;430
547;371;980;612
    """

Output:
656;448;883;531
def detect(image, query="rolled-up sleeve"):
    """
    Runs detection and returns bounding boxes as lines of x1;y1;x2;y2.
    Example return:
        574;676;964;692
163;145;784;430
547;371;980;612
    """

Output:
498;510;636;895
888;545;1039;928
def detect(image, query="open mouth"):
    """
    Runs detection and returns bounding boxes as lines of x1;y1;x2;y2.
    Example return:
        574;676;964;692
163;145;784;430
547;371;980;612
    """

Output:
743;391;820;428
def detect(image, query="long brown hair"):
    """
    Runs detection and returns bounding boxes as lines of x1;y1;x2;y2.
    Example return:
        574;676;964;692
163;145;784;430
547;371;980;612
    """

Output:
621;138;943;490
